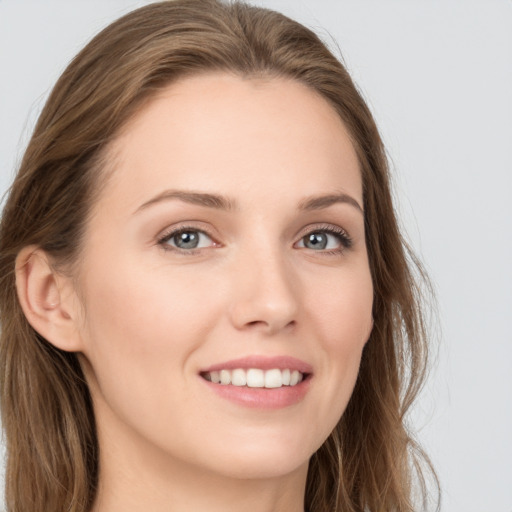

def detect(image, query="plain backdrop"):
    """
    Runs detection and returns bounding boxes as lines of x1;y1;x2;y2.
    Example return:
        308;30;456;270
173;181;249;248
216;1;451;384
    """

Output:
0;1;511;511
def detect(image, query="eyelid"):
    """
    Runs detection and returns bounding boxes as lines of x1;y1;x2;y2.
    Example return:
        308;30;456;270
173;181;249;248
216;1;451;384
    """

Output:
157;223;220;253
294;223;353;252
155;221;352;255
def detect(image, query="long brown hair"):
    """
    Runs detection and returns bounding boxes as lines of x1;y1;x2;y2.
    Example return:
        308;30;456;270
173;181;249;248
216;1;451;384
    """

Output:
0;1;437;511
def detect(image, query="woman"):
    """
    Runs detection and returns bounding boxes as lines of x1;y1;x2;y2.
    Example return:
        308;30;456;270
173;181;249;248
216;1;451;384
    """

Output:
0;1;437;511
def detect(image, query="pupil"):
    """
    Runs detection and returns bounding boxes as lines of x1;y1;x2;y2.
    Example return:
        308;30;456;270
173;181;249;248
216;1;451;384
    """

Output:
175;231;199;249
305;233;327;250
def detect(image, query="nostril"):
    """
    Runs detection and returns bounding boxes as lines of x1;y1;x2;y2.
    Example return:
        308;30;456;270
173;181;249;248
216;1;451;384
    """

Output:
247;320;265;327
244;318;296;333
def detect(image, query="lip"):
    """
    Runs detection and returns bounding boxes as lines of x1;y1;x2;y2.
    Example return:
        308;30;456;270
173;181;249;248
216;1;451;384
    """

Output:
199;355;313;410
200;355;313;374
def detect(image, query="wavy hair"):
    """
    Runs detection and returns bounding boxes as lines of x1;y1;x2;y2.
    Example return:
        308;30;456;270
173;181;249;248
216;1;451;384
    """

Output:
0;1;437;511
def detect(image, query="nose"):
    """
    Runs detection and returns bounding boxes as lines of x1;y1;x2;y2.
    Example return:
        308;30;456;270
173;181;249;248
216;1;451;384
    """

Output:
228;245;299;335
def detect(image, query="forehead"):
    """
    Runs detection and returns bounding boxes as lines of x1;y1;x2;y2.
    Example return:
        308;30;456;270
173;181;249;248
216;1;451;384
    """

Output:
100;73;362;212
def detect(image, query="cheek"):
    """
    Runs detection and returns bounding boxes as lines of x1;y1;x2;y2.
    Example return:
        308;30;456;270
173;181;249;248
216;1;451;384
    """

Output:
310;264;373;350
76;260;234;466
77;259;220;411
304;265;373;432
82;257;217;348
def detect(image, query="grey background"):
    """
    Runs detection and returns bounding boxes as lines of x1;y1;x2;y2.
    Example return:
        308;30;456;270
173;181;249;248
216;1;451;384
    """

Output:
1;1;511;511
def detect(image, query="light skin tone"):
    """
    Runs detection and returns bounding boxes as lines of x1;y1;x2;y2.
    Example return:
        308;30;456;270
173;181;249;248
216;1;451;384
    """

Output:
16;73;373;512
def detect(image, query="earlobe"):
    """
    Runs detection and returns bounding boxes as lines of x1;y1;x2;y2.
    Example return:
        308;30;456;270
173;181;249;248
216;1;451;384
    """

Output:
15;246;83;352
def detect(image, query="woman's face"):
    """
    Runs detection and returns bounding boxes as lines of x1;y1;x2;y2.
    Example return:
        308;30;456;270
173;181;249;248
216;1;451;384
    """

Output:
75;73;373;481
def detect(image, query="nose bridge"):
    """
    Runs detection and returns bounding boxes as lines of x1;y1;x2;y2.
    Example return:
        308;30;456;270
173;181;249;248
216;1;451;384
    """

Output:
228;233;299;333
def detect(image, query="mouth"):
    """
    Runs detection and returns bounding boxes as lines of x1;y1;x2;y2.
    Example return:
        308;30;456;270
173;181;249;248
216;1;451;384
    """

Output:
198;356;313;408
200;368;309;388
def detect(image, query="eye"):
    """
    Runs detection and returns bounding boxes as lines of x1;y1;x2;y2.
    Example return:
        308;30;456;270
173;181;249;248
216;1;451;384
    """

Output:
159;228;215;251
295;227;352;252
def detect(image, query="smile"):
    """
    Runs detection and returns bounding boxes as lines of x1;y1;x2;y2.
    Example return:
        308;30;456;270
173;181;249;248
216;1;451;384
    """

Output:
199;356;313;409
201;368;305;388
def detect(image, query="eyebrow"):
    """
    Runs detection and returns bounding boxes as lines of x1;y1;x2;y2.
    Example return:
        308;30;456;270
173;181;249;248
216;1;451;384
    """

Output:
135;189;363;214
298;193;363;214
135;190;236;213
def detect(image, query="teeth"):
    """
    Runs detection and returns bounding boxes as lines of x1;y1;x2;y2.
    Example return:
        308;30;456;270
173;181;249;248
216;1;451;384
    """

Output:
232;368;247;386
220;369;231;385
290;370;300;386
264;368;282;388
246;368;265;387
203;368;305;388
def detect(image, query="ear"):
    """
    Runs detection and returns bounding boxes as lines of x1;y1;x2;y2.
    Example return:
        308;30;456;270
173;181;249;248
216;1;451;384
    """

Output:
15;245;84;352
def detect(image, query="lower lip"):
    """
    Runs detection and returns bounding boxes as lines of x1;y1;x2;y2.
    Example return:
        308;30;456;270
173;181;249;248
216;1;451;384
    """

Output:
201;377;311;409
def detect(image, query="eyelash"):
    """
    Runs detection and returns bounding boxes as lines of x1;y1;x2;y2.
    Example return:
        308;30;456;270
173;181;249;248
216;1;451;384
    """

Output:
298;224;353;255
158;225;218;254
157;223;353;255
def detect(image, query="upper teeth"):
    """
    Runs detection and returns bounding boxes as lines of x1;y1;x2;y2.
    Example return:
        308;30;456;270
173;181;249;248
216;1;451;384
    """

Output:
204;368;304;388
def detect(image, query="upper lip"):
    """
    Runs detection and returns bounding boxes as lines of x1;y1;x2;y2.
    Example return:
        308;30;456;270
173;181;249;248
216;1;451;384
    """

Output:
200;355;313;374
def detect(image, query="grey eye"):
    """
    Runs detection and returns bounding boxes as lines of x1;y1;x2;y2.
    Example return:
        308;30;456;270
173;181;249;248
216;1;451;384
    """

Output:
173;231;201;249
303;232;329;250
162;229;214;250
296;230;348;251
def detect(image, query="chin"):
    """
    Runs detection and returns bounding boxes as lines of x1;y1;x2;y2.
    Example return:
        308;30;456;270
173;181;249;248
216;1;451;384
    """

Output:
212;454;309;481
192;431;318;480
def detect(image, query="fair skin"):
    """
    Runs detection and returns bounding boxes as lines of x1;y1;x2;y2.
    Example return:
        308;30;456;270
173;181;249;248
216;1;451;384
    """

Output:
17;73;373;512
